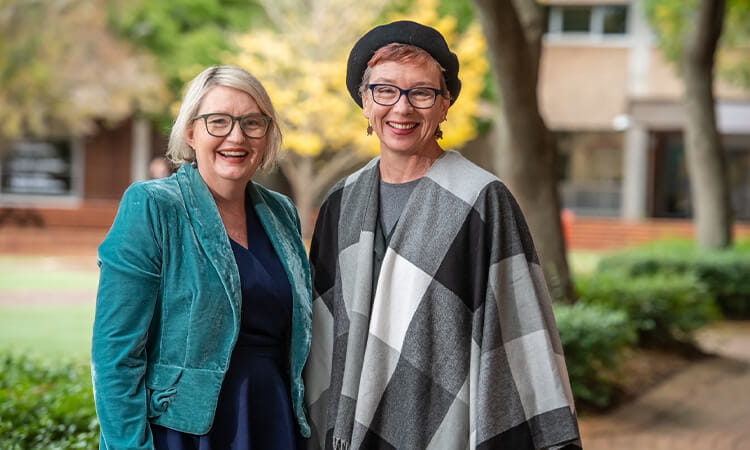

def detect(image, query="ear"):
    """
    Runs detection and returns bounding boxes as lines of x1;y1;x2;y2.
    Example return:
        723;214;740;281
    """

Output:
362;95;372;120
438;96;450;118
185;122;195;148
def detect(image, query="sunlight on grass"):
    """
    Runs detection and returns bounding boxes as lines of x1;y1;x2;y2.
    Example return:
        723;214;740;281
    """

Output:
0;256;97;362
0;304;94;362
0;256;99;291
568;251;603;275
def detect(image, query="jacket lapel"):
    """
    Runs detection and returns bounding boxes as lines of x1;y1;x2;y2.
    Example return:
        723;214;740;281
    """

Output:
175;164;241;322
248;183;302;289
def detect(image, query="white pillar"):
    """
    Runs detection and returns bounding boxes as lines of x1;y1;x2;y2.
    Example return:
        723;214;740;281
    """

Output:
627;0;652;98
621;0;653;220
621;123;649;220
130;118;151;182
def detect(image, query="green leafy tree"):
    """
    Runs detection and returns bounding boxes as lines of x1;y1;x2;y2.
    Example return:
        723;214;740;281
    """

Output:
645;0;749;249
107;0;266;125
232;0;488;237
0;0;166;142
647;0;750;88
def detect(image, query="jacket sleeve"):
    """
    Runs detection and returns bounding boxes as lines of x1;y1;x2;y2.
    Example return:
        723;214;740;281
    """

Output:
91;183;162;450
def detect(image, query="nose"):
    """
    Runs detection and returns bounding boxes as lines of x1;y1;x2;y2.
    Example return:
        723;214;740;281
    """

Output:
392;92;414;112
226;118;245;141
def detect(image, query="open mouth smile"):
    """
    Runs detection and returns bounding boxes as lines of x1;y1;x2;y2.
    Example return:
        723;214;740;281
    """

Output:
217;150;248;158
387;121;418;130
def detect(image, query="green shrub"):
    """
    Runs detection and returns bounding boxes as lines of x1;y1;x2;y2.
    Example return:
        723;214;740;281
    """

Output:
598;242;750;318
0;353;98;449
555;303;637;410
576;271;720;348
686;253;750;317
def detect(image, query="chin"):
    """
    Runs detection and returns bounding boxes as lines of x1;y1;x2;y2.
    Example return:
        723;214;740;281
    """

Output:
218;167;254;182
382;140;422;154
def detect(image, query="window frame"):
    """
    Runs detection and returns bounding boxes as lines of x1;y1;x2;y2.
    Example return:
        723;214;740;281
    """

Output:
0;137;84;205
546;3;631;43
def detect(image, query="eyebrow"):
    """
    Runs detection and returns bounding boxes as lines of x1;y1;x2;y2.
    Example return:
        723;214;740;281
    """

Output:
371;77;438;88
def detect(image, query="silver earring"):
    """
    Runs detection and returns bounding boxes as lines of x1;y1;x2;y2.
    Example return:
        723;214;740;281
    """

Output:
367;124;373;136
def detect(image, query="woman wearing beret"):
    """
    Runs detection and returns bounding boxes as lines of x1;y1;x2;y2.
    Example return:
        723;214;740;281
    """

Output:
305;21;581;449
92;65;311;449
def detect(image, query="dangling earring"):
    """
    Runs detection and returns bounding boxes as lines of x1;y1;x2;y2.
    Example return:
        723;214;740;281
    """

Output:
434;125;443;140
366;123;373;136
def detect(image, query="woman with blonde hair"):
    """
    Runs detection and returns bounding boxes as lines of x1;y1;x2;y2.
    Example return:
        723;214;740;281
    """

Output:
92;65;311;449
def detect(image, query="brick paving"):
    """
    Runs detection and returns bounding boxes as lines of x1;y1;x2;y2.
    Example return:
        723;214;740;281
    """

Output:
579;321;750;449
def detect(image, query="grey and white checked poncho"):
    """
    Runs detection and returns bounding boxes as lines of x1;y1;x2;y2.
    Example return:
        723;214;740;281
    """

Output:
305;151;581;449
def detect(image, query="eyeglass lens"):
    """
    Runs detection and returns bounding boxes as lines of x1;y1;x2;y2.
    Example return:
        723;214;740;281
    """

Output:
203;114;269;138
370;84;438;108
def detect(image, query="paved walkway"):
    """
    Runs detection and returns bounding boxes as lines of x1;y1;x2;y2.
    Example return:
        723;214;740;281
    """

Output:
579;321;750;449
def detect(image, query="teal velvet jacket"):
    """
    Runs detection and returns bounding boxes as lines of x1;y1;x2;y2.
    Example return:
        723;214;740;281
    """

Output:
91;163;312;449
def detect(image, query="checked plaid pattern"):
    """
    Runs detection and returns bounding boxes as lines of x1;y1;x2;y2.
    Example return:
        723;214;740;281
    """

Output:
305;151;580;449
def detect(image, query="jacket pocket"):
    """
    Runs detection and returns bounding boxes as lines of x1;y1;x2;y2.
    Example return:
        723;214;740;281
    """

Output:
145;364;183;419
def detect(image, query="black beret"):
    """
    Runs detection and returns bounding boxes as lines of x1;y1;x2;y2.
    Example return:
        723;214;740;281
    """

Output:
346;20;461;108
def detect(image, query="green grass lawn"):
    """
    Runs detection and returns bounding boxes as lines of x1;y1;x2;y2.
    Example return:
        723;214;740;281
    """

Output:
0;256;99;291
0;251;602;363
0;304;94;362
0;255;98;362
568;251;602;275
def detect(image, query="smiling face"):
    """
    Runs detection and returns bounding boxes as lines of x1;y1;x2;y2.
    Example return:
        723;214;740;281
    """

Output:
363;59;449;158
185;85;267;190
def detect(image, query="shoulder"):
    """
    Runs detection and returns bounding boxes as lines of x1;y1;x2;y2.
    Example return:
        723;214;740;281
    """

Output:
252;183;294;212
121;175;181;206
425;151;524;218
425;150;503;206
250;183;300;230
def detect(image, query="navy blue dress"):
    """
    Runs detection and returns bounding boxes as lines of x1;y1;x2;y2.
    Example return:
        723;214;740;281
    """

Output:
152;202;301;449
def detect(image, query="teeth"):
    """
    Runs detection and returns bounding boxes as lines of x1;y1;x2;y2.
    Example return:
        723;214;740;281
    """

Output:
388;122;417;130
219;151;247;157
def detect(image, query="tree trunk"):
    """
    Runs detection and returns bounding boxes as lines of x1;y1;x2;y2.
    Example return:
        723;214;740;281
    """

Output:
683;0;733;249
280;155;316;240
472;0;574;303
279;149;368;240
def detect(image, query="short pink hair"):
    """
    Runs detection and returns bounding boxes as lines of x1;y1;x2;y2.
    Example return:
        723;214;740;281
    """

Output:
358;43;448;98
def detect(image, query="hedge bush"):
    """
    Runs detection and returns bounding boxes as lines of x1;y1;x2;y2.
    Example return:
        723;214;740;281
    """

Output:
554;303;637;410
576;271;720;348
0;354;98;449
597;241;750;318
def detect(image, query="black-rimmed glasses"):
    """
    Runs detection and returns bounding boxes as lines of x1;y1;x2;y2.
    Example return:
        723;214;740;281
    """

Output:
192;113;272;139
368;84;443;109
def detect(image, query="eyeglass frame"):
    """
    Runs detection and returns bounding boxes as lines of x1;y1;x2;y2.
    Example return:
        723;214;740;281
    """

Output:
367;84;444;109
191;113;272;139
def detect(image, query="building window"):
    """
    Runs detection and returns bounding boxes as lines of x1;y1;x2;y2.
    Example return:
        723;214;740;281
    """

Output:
557;131;623;217
561;6;593;33
0;139;81;199
601;5;628;34
548;4;629;38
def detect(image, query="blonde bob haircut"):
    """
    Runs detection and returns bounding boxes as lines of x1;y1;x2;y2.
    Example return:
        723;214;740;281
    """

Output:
167;65;281;172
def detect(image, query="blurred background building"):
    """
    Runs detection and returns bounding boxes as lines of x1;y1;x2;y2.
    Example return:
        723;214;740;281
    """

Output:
0;0;748;250
539;0;750;223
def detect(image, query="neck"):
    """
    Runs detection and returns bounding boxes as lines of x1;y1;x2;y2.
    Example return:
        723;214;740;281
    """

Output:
201;174;247;213
379;142;443;183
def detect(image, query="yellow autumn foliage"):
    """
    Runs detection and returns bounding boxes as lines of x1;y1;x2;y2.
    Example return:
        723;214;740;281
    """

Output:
231;0;487;159
389;0;488;151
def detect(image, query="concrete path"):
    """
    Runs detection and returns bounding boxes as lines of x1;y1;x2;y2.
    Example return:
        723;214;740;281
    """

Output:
579;321;750;449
